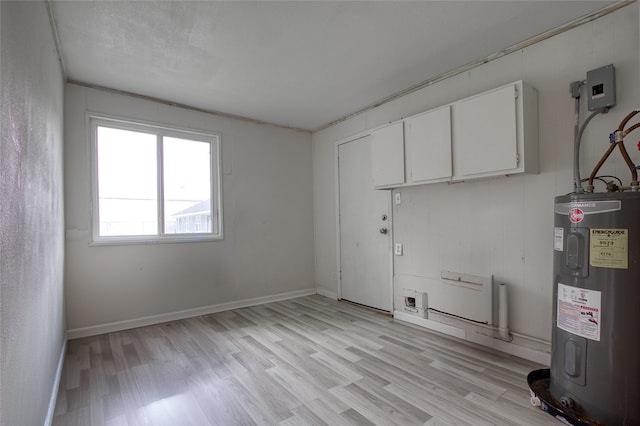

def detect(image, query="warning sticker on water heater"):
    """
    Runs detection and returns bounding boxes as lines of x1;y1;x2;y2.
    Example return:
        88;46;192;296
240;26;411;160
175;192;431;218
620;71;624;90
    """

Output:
554;227;564;251
557;283;601;341
590;228;628;269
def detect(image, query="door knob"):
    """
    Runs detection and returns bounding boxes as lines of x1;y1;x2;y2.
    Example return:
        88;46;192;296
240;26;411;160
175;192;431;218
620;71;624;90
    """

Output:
379;227;388;234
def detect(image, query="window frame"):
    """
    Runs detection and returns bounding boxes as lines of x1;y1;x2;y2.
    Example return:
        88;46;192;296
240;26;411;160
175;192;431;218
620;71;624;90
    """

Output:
89;113;223;245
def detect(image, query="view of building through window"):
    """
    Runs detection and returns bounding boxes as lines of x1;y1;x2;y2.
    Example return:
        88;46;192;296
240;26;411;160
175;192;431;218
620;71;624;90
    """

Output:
162;136;213;234
94;121;219;240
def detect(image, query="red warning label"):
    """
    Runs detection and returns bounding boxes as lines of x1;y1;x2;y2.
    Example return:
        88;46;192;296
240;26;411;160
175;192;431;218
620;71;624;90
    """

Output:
557;283;601;341
569;208;584;223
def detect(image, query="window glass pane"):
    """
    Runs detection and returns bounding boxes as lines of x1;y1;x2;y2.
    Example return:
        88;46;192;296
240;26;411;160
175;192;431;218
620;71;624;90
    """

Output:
163;137;212;234
97;126;158;236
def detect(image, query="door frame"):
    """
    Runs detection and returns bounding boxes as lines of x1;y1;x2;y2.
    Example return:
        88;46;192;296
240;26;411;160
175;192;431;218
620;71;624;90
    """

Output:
334;132;394;312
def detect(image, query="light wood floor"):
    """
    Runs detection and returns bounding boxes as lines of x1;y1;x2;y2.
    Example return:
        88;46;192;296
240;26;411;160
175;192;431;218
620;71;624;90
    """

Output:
53;295;557;426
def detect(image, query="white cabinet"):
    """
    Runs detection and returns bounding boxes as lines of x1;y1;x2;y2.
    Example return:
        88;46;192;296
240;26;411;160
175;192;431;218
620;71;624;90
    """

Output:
370;80;538;189
451;81;538;181
371;121;405;188
405;106;452;184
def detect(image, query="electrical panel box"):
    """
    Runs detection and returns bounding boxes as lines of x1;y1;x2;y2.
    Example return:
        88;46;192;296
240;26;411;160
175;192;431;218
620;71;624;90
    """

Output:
586;64;616;111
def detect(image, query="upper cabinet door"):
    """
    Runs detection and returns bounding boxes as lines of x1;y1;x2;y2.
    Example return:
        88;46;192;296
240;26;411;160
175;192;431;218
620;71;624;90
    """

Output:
405;106;452;184
371;121;405;188
452;84;518;178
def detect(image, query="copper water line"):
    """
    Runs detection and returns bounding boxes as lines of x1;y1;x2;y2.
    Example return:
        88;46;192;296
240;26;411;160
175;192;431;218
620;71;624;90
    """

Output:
588;143;618;190
616;111;640;184
617;110;640;131
623;122;640;137
616;140;637;183
588;110;640;189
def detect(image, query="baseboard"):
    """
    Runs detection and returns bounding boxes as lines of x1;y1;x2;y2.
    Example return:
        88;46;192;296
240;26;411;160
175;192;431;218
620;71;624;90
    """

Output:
67;288;316;339
45;339;66;426
466;330;550;365
316;287;338;300
394;311;466;339
393;310;550;365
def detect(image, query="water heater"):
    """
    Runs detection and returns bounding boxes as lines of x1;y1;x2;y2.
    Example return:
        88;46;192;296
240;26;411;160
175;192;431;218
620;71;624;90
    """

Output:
551;192;640;424
529;92;640;423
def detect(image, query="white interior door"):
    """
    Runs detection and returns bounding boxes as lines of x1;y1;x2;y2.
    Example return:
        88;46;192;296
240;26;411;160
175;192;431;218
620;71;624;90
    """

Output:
338;135;392;312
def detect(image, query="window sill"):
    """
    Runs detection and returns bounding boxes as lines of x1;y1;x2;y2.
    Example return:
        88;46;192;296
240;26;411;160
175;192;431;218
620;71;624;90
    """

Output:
89;234;224;247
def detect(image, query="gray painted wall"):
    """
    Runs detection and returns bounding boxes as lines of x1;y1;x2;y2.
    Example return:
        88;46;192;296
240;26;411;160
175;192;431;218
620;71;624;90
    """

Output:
64;85;315;334
0;2;66;425
313;4;639;344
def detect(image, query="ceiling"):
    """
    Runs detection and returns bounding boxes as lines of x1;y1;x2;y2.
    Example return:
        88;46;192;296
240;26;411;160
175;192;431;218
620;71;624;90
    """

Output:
50;1;621;131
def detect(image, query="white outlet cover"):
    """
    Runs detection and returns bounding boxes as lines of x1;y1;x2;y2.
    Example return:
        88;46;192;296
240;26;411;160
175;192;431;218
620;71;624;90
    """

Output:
395;243;403;255
394;193;401;204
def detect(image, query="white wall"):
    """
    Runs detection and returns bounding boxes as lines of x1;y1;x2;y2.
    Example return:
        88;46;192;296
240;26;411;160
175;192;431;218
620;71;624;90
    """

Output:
65;85;315;334
313;4;639;344
0;2;66;425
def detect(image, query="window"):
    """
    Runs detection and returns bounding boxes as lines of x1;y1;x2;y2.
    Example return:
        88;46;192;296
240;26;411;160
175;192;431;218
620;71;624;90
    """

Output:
90;115;222;243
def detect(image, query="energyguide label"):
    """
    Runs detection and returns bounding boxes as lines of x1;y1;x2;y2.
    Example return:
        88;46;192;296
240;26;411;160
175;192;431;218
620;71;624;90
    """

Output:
590;228;628;269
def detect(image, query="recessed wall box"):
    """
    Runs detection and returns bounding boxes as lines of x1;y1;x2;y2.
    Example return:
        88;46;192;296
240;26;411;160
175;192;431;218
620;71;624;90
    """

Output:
402;288;427;318
586;64;616;111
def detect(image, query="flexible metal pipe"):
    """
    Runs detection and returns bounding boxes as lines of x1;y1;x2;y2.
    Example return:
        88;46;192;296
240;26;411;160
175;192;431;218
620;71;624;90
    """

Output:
576;108;608;192
573;97;582;192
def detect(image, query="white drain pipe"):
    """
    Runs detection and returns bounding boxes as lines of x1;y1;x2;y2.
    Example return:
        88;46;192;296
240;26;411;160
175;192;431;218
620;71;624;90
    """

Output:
498;283;512;342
